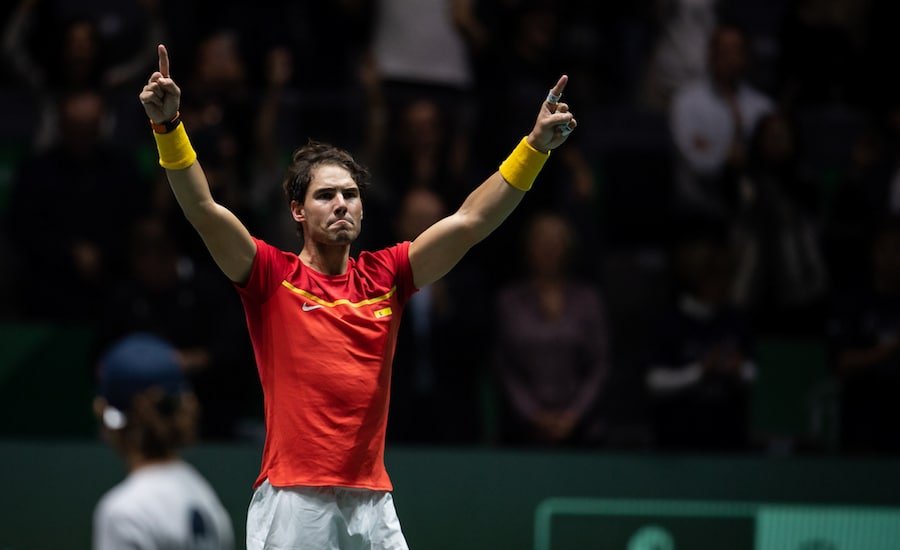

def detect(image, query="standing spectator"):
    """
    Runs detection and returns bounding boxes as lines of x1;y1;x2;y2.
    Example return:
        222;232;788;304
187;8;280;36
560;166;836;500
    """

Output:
644;221;757;451
493;211;610;447
362;0;477;200
669;23;774;218
92;332;234;549
731;111;829;336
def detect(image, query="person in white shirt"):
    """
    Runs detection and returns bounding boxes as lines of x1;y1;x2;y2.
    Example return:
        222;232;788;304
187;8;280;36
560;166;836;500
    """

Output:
669;23;774;217
92;332;234;550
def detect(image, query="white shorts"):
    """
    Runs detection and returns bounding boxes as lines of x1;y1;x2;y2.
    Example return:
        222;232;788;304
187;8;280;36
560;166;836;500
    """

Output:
246;480;409;550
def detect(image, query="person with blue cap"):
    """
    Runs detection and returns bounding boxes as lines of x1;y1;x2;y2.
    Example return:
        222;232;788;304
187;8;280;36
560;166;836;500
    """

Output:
92;332;234;550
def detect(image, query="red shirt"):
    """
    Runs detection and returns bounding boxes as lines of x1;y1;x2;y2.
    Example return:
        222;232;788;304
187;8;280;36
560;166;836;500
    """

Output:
236;238;417;491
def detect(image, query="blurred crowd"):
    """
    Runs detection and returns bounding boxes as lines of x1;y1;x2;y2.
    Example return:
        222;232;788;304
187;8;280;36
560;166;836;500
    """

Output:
1;0;899;455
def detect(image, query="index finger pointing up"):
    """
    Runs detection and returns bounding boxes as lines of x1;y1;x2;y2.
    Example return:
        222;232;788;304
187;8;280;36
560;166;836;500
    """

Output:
158;44;170;77
550;75;568;98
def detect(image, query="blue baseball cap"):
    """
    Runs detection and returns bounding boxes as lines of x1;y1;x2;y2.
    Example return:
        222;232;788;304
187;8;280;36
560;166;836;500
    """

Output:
97;332;188;429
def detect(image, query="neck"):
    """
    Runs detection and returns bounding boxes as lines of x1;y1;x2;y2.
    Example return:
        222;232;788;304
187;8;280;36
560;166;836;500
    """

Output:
300;241;351;275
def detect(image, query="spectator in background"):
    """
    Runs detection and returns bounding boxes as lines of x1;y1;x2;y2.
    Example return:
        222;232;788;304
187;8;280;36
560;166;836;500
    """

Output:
824;103;900;291
95;216;257;441
6;89;146;320
731;111;829;336
362;0;477;200
388;188;489;444
2;0;165;149
92;332;234;549
493;211;610;447
644;221;757;451
669;23;774;218
827;216;900;454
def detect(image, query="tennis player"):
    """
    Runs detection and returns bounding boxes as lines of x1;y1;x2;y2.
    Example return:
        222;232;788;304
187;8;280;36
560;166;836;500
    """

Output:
140;43;576;549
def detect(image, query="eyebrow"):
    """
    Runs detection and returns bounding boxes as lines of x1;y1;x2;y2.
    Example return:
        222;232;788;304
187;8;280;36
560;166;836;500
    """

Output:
314;185;359;193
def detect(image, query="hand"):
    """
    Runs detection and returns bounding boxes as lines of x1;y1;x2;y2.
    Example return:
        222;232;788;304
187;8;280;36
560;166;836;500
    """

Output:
526;75;578;153
533;410;579;444
139;44;181;124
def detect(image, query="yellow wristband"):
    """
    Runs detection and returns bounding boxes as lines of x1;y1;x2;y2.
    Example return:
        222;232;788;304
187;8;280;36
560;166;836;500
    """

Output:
153;122;197;170
498;137;550;192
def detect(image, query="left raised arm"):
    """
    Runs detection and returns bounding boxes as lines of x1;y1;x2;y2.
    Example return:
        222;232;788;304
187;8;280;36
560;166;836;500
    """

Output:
409;75;577;288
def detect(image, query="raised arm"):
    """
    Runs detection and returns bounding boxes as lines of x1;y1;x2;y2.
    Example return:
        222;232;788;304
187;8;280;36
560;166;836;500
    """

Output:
139;44;255;284
408;75;577;288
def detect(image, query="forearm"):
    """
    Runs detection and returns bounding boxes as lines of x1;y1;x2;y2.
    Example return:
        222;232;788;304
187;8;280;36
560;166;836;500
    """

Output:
409;75;573;287
165;162;219;225
165;161;255;283
456;172;526;243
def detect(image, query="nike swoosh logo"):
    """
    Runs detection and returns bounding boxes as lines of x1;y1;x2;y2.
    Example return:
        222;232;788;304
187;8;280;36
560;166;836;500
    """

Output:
301;303;324;312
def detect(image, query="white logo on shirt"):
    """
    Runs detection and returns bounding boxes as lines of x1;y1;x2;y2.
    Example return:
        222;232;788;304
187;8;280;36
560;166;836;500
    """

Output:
301;303;324;312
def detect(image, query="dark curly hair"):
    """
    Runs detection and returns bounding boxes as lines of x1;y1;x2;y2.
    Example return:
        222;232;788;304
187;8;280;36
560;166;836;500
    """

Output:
282;140;371;238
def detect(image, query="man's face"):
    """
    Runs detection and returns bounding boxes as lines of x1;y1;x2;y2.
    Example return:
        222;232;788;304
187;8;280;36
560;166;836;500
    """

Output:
292;164;363;246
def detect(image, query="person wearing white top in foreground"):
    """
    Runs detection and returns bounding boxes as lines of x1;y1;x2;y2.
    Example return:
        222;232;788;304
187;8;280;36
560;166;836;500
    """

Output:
92;332;234;550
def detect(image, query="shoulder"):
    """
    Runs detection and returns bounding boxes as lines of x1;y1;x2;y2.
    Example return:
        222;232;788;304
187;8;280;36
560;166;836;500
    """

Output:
252;236;300;274
95;479;133;516
356;242;411;272
94;480;147;535
254;237;295;260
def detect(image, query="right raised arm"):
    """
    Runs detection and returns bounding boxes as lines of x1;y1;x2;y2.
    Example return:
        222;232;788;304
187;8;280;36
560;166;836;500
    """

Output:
140;44;256;284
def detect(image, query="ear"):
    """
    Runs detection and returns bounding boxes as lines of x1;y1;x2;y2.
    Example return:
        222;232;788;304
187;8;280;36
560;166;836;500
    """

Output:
290;200;305;223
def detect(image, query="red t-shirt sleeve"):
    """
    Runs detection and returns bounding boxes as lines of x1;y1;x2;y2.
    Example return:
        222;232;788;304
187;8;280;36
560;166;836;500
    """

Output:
392;240;417;304
234;237;290;302
360;241;417;305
